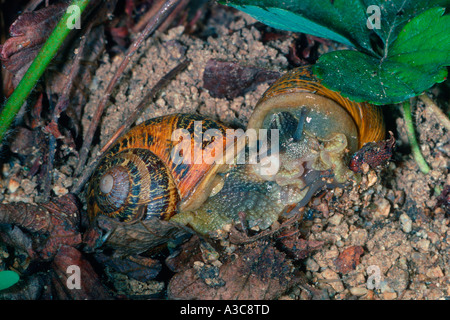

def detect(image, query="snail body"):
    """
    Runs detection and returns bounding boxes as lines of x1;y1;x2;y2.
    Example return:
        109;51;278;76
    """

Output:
245;66;385;200
87;66;385;253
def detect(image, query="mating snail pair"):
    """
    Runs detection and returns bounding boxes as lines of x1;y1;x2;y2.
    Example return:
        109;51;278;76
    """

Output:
87;66;384;254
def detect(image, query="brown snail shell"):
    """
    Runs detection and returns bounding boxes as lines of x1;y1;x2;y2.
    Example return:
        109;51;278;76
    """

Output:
87;113;237;224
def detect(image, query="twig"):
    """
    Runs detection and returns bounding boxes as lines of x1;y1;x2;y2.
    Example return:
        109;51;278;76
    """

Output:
402;98;431;174
42;109;56;201
132;0;190;33
75;0;182;176
53;35;91;119
41;26;91;201
131;0;166;33
71;59;188;195
0;0;91;144
419;93;450;131
24;0;45;12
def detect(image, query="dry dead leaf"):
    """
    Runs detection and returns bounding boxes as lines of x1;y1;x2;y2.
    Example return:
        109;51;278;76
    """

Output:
51;245;112;299
167;241;299;299
94;253;162;282
0;193;81;260
203;59;280;99
165;235;203;273
279;236;325;260
0;3;67;84
334;246;364;274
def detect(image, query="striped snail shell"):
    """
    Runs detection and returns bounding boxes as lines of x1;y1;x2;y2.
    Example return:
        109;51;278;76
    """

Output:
87;114;236;224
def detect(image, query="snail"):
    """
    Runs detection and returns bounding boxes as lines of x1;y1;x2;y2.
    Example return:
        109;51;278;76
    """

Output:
87;66;384;253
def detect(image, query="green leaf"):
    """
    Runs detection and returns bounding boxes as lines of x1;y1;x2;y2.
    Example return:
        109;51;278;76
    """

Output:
360;0;450;46
220;0;375;52
0;271;20;291
314;7;450;104
221;0;450;104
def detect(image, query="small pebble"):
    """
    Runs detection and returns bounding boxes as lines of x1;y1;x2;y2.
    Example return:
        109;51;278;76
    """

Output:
7;178;20;193
382;292;398;300
321;269;344;293
376;198;391;218
399;213;412;233
52;185;68;196
415;239;430;252
367;170;378;188
350;286;368;296
305;258;320;272
426;266;444;279
328;213;343;226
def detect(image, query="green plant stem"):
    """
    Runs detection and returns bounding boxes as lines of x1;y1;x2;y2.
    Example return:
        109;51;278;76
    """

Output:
402;99;431;174
0;0;90;144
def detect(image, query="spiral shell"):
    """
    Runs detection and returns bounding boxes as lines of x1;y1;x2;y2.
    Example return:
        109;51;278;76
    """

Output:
88;148;179;222
87;113;234;223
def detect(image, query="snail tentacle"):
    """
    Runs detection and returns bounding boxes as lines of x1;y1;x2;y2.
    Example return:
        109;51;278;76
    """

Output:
293;107;308;142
